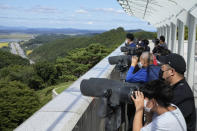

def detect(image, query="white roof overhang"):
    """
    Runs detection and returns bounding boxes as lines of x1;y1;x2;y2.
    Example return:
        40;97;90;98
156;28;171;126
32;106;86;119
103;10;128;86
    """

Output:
117;0;197;27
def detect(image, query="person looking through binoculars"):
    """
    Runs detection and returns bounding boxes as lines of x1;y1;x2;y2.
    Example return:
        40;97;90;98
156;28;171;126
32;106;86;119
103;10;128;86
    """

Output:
126;52;150;83
131;80;187;131
125;33;136;48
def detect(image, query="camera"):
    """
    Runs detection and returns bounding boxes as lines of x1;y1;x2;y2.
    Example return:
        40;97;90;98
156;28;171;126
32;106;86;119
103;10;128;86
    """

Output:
108;46;145;72
80;78;142;131
108;55;131;72
80;78;140;105
120;46;145;57
120;46;136;56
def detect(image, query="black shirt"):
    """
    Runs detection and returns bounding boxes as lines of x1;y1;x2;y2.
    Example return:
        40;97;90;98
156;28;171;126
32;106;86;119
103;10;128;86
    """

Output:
172;79;196;131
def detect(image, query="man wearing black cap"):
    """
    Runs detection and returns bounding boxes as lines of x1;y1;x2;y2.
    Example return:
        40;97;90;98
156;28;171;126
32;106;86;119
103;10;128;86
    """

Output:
157;53;196;131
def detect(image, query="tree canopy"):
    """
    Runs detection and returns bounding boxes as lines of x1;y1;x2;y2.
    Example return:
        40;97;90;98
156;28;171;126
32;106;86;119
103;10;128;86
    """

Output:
0;50;29;69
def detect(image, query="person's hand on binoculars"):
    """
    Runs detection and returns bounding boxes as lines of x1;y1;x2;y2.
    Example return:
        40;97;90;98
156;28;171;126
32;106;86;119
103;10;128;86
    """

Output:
131;91;144;111
131;56;138;67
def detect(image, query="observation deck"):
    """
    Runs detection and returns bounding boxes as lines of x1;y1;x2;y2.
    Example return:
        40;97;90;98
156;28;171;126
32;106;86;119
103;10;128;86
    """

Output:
15;0;197;130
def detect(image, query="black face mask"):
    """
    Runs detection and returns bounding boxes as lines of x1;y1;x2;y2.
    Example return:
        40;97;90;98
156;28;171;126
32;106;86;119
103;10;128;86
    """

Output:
159;69;165;81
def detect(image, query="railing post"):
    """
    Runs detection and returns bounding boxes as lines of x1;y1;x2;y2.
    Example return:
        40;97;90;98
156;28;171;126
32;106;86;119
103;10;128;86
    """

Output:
177;19;185;56
171;22;177;53
187;14;196;90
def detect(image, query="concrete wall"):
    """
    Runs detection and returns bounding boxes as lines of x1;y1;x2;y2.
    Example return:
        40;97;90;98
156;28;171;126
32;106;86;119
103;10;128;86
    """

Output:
72;99;105;131
15;44;124;131
72;65;124;131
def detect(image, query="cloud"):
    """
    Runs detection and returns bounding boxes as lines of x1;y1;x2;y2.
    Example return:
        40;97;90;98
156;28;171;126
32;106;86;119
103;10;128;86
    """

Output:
87;21;93;25
0;16;73;22
0;4;19;10
74;8;124;15
28;6;59;14
75;9;88;14
94;8;124;14
0;4;60;14
116;10;124;14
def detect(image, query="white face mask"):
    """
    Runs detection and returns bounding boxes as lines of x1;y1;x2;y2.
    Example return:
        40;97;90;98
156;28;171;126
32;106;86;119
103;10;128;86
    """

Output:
144;99;151;112
125;40;128;44
138;62;143;68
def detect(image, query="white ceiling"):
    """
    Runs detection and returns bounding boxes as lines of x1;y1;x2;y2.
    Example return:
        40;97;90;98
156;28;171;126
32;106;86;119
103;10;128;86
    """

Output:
117;0;197;27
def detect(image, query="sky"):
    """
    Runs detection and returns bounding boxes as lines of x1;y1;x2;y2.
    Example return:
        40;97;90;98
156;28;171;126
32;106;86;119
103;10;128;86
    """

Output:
0;0;156;31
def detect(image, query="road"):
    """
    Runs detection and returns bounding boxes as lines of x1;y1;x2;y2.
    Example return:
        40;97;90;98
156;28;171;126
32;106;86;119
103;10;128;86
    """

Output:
10;42;34;64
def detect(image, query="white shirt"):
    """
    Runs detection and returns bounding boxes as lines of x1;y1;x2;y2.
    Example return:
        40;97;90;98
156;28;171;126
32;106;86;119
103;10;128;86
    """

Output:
141;104;186;131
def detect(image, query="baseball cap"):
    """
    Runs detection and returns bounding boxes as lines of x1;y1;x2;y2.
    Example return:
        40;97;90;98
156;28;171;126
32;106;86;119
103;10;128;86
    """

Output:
157;53;186;74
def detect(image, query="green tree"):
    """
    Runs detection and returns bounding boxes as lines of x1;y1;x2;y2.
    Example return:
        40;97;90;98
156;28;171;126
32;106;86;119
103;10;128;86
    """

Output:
0;50;29;69
56;43;110;81
0;65;45;90
133;31;157;40
183;26;197;40
34;62;58;85
0;81;40;131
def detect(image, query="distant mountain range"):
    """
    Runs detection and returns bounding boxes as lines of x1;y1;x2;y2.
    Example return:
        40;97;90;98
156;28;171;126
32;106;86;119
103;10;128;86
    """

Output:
0;26;150;35
127;29;145;32
0;26;106;35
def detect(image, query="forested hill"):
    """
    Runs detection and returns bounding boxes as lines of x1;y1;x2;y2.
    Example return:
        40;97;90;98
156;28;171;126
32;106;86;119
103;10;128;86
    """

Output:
0;50;29;69
29;27;126;62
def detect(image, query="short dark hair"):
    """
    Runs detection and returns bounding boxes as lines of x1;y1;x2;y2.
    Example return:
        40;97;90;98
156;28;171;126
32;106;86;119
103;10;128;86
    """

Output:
140;80;173;107
153;46;171;56
160;36;165;42
142;39;149;46
126;33;134;41
154;38;160;46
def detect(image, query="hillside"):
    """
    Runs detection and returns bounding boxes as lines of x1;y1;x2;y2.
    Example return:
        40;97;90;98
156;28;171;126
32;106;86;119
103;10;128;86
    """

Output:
21;34;72;51
29;27;126;62
0;50;29;69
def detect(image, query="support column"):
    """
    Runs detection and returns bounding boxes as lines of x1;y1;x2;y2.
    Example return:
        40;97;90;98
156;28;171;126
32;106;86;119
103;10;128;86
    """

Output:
167;25;171;49
171;22;177;53
157;28;160;39
177;20;185;56
164;26;167;41
187;14;196;89
161;26;164;36
159;27;161;38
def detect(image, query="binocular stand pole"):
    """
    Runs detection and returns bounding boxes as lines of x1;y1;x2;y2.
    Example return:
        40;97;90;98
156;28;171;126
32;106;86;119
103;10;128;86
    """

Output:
119;71;128;131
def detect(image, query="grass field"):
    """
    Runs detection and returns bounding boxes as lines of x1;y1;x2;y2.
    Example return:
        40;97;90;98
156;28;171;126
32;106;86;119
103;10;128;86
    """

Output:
36;81;73;107
55;81;73;94
26;50;33;55
36;85;55;107
0;33;33;39
0;42;9;48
